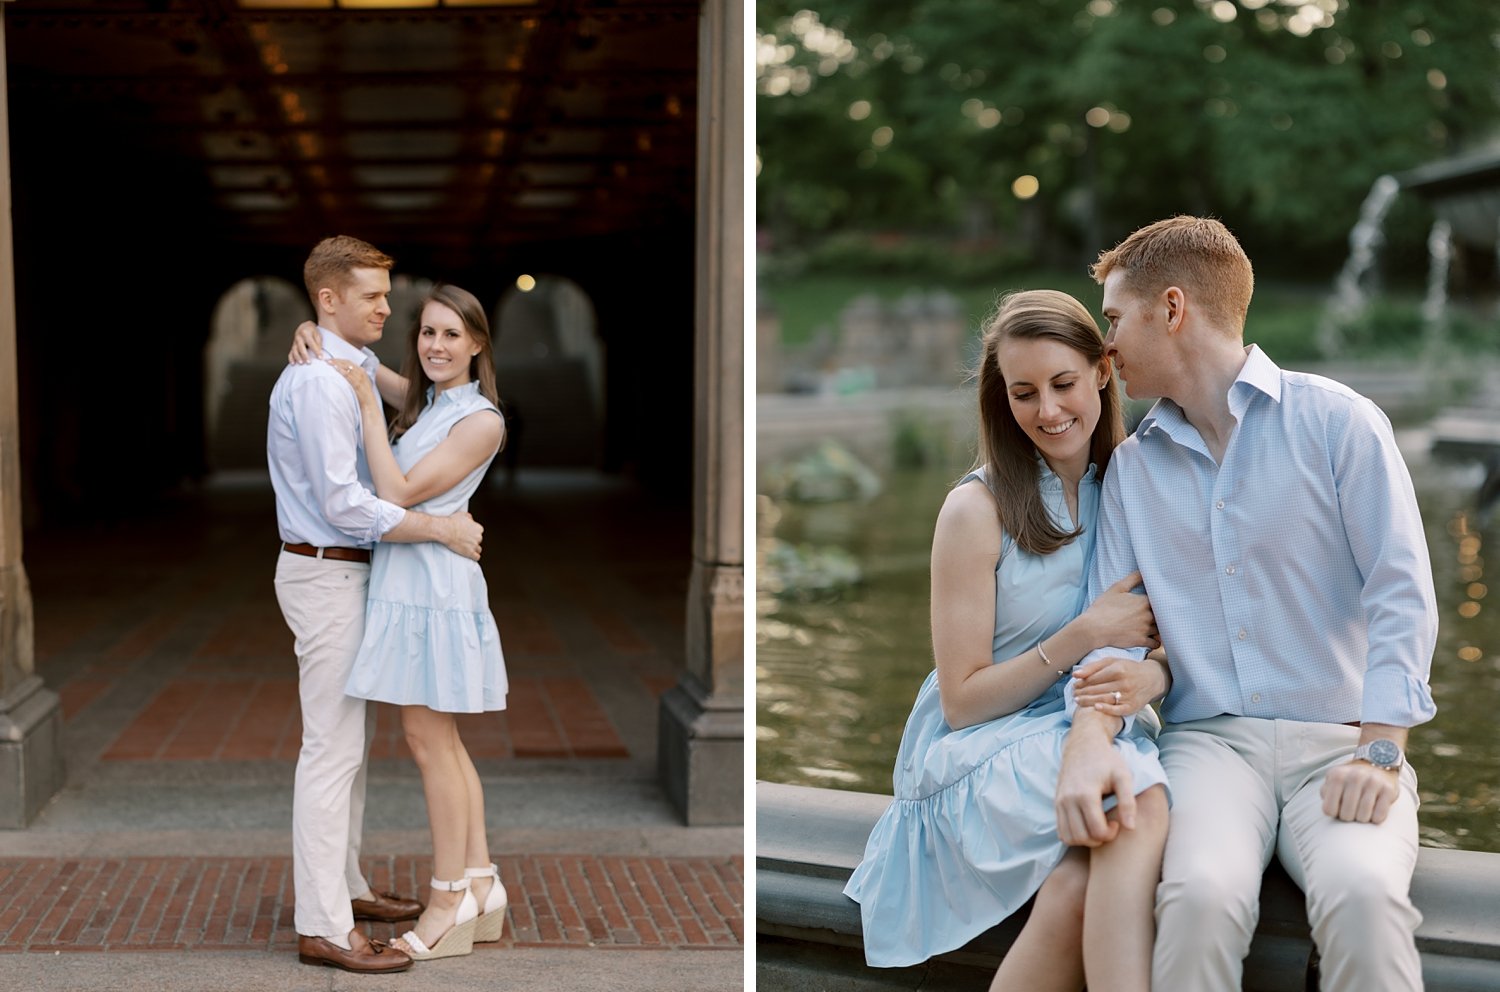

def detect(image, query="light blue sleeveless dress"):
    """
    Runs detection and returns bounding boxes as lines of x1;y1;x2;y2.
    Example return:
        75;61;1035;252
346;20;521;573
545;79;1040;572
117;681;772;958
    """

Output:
345;381;508;713
843;464;1168;968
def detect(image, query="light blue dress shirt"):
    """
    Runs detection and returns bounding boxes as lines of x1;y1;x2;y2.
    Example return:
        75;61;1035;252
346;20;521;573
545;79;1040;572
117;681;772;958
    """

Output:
267;327;407;549
1078;345;1437;728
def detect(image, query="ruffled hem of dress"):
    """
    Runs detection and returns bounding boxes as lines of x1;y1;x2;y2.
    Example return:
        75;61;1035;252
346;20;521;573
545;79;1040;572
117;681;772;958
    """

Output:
845;734;1068;967
347;599;508;713
849;727;1168;968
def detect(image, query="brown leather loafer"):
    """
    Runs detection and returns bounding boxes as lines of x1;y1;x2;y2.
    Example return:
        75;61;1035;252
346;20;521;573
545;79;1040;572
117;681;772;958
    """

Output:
352;890;424;923
298;931;412;973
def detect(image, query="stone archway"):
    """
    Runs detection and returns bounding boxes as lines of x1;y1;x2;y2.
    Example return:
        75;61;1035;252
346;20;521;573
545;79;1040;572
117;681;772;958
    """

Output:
493;275;605;469
204;276;310;472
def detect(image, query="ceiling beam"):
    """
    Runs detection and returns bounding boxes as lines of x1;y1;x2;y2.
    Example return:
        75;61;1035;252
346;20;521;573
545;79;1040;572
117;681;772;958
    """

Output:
7;69;696;93
6;3;699;28
466;0;577;243
92;116;692;134
193;0;343;231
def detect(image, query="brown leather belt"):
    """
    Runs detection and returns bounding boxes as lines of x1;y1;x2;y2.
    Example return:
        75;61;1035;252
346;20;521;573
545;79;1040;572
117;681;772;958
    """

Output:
282;542;372;564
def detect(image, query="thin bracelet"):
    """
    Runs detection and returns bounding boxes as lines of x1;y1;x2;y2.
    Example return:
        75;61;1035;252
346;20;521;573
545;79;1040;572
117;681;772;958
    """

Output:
1037;639;1058;669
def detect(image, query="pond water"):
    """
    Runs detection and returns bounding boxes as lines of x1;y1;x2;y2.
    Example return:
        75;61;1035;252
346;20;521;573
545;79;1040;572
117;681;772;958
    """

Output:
756;437;1500;853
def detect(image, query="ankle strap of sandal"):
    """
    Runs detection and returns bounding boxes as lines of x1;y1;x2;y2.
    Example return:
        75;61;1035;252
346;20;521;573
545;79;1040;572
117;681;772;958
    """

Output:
464;863;500;879
430;876;472;892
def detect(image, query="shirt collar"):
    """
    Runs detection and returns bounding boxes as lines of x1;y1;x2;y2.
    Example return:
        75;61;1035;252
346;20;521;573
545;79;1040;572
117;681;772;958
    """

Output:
1232;343;1282;404
425;380;482;407
1036;456;1098;489
1137;344;1282;438
318;326;379;373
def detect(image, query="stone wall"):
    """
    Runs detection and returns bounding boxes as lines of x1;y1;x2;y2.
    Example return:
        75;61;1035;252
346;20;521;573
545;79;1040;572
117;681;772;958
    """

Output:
760;291;969;395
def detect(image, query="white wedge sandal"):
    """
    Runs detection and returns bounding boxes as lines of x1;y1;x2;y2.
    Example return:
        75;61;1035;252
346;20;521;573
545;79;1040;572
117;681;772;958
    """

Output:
396;876;480;961
466;863;509;943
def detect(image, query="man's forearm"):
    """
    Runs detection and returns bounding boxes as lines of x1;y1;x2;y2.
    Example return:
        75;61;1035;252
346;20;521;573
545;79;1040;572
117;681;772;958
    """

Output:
1054;701;1133;846
381;508;481;561
1359;723;1409;749
1070;703;1124;742
381;509;448;545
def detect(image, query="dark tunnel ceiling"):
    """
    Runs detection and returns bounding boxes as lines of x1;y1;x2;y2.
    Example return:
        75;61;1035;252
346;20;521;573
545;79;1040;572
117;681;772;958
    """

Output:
3;0;700;253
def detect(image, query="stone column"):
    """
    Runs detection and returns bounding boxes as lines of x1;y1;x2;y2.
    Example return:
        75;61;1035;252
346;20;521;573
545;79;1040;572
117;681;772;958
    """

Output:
0;0;63;829
657;0;743;825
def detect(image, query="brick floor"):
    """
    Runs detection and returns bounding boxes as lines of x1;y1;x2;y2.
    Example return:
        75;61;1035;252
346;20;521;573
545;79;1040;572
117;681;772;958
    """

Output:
0;854;743;954
29;478;690;768
97;675;630;762
9;480;733;967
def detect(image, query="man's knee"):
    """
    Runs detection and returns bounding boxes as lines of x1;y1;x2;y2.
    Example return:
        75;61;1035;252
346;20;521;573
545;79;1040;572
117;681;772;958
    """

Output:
1156;859;1262;937
297;722;369;780
1305;868;1418;934
1298;820;1419;928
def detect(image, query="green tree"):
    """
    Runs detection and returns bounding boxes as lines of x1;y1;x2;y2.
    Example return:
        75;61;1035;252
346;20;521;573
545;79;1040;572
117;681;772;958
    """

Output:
758;0;1500;274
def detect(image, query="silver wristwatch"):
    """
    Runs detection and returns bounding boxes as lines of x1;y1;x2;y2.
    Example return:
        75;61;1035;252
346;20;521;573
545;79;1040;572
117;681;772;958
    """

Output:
1351;738;1404;771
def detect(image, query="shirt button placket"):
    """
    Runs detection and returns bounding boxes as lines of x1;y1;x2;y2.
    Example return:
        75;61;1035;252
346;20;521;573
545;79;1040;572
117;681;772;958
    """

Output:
1216;482;1246;711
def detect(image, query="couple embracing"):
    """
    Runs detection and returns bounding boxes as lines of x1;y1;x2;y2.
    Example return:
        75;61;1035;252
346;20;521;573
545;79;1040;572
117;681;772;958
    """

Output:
268;235;512;973
846;216;1435;992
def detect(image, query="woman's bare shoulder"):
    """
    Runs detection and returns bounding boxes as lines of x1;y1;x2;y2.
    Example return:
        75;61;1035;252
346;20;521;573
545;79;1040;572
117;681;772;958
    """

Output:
935;477;1001;543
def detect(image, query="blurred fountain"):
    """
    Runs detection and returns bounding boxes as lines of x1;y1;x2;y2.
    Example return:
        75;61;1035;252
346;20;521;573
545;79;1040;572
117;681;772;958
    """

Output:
1421;219;1453;357
1321;147;1500;482
1317;174;1400;357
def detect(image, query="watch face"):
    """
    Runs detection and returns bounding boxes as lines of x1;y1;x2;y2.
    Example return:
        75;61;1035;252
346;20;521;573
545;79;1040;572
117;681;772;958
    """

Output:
1367;738;1401;767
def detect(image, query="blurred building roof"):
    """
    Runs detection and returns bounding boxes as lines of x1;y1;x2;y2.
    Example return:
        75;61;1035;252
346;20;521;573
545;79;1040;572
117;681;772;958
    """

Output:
1398;145;1500;250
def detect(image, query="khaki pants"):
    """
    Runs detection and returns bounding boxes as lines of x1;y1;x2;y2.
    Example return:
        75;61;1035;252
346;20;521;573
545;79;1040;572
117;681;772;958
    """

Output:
274;550;376;940
1152;715;1422;992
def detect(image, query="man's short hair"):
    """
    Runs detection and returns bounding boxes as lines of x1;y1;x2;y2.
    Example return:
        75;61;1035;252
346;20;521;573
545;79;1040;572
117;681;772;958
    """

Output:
1090;216;1253;332
303;235;394;308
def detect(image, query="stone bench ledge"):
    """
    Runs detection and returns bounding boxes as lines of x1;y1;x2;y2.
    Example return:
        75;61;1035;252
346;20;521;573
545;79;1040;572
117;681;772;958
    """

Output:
757;781;1500;992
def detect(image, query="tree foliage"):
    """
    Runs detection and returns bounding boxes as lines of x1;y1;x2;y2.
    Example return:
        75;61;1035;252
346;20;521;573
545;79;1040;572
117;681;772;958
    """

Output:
757;0;1500;275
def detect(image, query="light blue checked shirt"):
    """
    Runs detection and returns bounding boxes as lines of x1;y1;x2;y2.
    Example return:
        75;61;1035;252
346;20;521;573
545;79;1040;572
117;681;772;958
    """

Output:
1073;345;1437;728
267;327;406;549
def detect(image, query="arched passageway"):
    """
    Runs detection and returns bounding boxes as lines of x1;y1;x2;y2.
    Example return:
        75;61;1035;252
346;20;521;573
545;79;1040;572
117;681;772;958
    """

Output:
494;275;606;469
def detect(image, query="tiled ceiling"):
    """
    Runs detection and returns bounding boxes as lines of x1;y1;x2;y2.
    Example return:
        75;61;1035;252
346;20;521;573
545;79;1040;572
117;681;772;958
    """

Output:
3;0;699;251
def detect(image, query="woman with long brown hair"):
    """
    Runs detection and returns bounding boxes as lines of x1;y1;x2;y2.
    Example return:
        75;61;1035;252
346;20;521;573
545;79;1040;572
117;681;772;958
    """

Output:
844;289;1171;991
293;283;510;962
